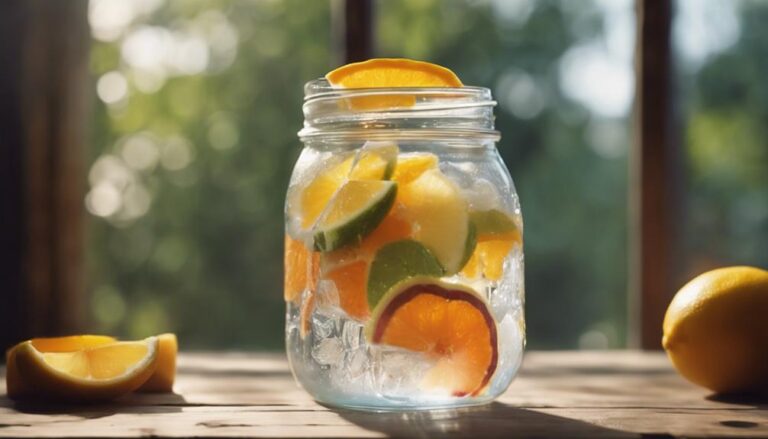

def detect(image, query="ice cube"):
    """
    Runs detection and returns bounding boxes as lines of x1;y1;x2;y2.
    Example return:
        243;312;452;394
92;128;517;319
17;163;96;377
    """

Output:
341;319;363;350
345;347;369;381
312;337;344;366
489;247;524;320
467;179;501;211
311;312;336;340
491;313;525;392
374;346;433;397
315;279;341;312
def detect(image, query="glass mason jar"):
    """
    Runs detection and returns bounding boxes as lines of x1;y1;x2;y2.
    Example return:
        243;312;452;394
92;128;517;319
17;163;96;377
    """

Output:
285;79;525;411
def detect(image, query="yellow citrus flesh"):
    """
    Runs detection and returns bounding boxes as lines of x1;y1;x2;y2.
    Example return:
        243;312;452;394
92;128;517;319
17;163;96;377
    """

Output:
137;333;177;393
300;157;354;230
6;335;116;400
663;266;768;394
12;337;159;401
392;153;439;185
327;58;463;88
461;231;521;281
299;148;395;230
398;169;469;274
326;58;462;109
370;278;497;396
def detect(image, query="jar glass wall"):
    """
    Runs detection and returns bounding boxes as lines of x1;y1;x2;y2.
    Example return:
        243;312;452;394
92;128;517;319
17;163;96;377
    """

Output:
285;80;525;411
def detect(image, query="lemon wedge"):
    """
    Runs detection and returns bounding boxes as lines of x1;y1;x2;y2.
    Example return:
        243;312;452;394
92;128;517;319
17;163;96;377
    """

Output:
12;336;159;401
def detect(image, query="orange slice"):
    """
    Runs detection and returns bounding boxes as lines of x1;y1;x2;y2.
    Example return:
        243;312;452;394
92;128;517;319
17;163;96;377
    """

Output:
325;260;370;320
284;235;320;302
319;211;413;320
461;231;521;281
11;337;159;401
327;58;463;89
326;58;462;109
367;277;498;397
5;335;116;400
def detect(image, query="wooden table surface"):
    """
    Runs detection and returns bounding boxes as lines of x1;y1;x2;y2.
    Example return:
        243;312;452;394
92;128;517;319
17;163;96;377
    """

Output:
1;351;766;438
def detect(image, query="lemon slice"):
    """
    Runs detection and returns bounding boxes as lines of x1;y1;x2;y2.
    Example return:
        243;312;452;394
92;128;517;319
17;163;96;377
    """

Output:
12;336;159;401
137;333;177;393
298;143;398;231
313;180;397;252
5;335;116;400
398;169;470;274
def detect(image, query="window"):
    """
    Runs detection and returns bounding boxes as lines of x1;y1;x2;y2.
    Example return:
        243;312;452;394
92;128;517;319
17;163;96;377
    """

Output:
86;0;634;349
675;0;768;279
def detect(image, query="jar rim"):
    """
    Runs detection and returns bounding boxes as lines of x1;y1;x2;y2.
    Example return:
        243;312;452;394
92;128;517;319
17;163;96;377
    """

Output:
300;79;500;142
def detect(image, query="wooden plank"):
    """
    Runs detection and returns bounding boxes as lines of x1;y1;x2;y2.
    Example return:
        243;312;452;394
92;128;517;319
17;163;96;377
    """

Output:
631;0;683;350
2;352;766;438
0;0;89;352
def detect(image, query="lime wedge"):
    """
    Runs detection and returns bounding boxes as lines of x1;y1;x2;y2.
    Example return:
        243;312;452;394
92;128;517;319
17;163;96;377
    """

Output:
297;143;398;231
352;141;399;180
367;239;444;309
458;221;477;272
313;180;397;252
470;209;518;236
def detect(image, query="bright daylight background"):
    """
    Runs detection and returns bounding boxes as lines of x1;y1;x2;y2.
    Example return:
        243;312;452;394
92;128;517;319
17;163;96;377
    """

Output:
85;0;768;350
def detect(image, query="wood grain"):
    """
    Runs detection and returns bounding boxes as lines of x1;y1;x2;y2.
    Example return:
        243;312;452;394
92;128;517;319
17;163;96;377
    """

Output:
1;352;766;438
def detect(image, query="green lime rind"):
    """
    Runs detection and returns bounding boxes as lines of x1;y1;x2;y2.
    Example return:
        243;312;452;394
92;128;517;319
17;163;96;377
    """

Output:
353;141;399;180
367;240;445;310
469;209;517;236
313;181;397;252
456;221;477;273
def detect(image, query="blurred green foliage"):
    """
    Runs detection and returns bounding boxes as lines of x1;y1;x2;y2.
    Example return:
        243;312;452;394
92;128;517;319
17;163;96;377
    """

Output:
88;0;331;349
680;1;768;276
87;0;767;350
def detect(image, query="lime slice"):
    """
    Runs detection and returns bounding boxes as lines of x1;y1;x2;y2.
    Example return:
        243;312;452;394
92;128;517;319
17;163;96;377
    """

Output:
313;180;397;252
352;141;399;180
297;144;398;231
398;169;470;274
458;221;477;272
367;239;444;309
470;209;518;236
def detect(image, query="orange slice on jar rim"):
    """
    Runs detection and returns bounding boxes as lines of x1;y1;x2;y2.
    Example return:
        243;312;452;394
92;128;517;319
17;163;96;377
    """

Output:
366;277;498;397
326;58;463;109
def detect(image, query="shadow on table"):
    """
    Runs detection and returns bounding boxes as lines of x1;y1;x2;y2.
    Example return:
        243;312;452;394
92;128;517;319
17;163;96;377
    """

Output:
2;392;188;419
334;402;634;438
707;392;768;409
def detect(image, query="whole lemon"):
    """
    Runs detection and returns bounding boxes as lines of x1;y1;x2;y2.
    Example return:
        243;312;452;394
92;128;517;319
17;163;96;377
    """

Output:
663;266;768;394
